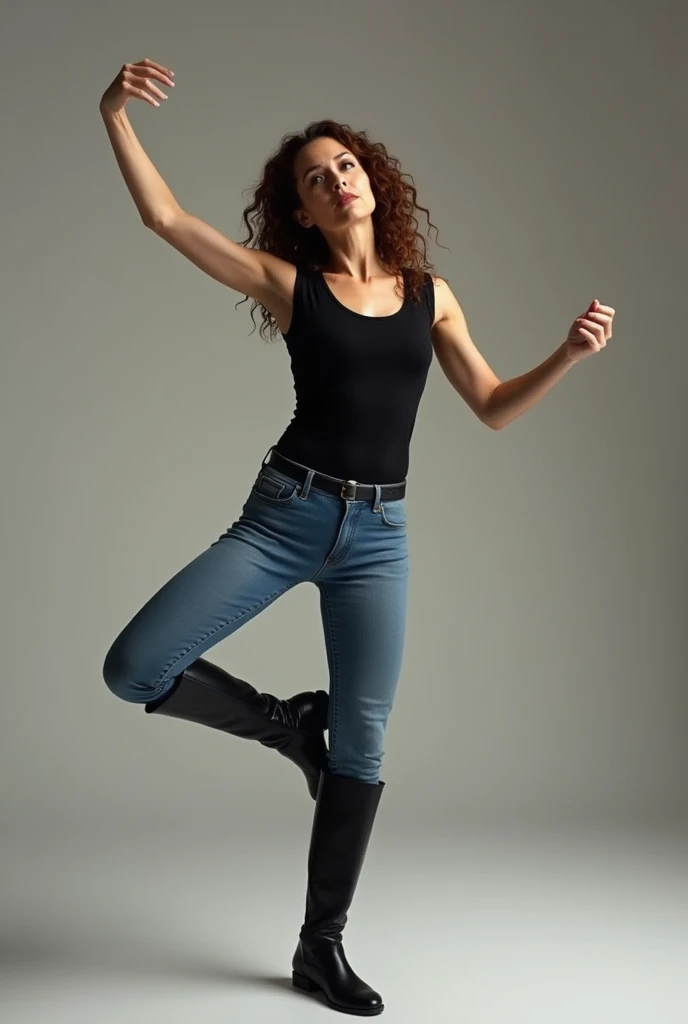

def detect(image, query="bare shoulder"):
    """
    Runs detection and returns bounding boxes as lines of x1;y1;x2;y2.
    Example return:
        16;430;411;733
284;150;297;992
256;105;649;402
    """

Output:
429;274;455;328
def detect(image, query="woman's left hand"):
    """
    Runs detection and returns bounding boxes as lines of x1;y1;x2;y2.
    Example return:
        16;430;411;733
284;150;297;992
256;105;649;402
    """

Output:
563;299;616;363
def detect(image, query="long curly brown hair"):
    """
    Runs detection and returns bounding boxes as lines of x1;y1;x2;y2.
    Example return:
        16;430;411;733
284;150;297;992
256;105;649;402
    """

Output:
235;119;447;342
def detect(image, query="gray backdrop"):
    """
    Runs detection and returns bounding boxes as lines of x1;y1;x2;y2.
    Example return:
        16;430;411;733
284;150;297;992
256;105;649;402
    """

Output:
2;0;685;833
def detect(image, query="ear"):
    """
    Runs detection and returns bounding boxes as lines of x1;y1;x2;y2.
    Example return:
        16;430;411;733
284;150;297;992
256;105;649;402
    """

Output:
292;208;312;229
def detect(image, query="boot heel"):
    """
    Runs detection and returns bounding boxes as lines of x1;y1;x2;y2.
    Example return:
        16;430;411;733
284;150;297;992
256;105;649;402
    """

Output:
292;970;318;992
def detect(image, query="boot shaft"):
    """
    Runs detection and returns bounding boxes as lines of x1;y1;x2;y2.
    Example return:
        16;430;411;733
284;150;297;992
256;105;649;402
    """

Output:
300;770;385;941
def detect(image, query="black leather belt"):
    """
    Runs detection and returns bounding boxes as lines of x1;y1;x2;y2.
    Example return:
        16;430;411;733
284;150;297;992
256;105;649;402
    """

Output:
267;449;407;501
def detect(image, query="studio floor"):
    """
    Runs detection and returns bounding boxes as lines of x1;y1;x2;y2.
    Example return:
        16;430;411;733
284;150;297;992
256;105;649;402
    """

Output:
2;817;686;1023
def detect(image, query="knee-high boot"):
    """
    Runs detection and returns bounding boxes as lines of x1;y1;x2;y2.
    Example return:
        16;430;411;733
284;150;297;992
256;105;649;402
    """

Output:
292;769;385;1015
144;658;328;800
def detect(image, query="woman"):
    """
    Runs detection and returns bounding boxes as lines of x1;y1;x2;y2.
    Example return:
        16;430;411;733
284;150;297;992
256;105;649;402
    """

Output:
99;58;615;1017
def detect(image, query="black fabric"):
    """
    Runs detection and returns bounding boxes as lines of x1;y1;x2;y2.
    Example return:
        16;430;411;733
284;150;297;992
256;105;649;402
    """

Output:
273;268;435;484
292;770;386;1014
145;659;328;800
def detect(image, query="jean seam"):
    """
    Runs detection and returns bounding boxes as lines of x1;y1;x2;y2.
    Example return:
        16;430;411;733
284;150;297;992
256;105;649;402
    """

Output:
380;502;407;528
149;580;298;696
251;482;300;506
325;503;363;566
319;586;339;772
251;491;299;506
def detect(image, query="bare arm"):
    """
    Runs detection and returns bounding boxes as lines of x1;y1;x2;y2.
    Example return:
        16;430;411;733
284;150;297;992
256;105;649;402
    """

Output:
99;105;178;229
98;59;291;303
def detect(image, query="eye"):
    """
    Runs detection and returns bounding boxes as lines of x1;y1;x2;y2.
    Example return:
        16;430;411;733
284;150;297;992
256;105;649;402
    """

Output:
310;160;355;186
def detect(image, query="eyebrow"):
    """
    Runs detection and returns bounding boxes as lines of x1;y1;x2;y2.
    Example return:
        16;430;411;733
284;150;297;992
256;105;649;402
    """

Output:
301;151;352;182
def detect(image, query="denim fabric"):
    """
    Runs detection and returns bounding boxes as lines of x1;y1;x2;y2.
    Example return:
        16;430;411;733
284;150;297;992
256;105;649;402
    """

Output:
103;448;409;783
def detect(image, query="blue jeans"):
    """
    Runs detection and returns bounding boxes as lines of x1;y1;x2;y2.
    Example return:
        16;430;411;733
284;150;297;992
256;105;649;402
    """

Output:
102;448;410;783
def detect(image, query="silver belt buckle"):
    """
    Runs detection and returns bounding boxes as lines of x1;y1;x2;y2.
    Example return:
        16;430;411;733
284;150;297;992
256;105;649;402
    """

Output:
340;479;358;500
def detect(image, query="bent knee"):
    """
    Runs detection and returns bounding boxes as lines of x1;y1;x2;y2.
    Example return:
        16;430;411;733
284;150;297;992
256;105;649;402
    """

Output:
102;640;134;701
102;637;161;704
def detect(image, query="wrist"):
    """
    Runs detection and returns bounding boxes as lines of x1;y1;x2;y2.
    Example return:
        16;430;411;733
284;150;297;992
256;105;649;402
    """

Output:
99;102;126;123
557;341;575;366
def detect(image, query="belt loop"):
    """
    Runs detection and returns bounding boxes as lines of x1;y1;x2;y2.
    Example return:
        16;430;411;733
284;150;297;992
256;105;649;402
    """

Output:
373;484;382;513
300;468;315;500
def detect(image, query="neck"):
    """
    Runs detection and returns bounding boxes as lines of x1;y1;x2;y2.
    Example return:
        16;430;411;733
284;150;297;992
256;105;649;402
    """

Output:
320;222;388;281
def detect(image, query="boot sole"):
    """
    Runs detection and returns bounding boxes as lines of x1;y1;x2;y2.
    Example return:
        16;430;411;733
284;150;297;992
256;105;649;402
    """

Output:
292;971;384;1015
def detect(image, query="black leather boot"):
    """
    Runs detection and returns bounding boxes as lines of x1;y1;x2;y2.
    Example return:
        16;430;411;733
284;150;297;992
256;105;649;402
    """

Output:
144;658;328;800
292;770;385;1015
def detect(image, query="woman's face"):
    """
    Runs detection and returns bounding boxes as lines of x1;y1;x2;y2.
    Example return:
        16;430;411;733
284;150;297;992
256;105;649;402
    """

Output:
292;136;375;234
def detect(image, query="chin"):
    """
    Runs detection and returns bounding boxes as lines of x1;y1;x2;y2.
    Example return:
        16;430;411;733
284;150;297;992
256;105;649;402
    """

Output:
338;202;371;221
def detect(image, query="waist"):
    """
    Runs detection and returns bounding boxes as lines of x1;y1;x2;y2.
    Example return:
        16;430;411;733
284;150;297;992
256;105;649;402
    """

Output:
274;423;412;484
265;447;407;501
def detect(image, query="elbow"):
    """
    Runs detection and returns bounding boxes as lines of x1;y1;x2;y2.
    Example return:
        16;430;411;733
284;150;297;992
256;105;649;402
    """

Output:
143;206;181;235
481;385;504;430
143;214;168;235
480;406;504;430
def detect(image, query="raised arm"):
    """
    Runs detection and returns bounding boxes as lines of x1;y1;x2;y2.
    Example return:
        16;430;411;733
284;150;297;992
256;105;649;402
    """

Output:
98;58;292;306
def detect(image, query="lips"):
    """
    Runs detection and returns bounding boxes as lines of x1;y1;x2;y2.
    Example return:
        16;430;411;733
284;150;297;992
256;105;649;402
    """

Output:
337;193;358;206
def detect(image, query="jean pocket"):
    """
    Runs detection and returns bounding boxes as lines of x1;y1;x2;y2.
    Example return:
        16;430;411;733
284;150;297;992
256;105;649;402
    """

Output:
251;466;300;504
379;499;407;527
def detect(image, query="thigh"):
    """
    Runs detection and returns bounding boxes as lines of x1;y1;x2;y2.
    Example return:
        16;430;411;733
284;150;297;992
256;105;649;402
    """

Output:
316;564;409;782
103;475;305;704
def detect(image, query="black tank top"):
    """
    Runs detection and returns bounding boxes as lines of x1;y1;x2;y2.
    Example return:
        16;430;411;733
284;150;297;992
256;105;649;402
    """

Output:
273;267;435;484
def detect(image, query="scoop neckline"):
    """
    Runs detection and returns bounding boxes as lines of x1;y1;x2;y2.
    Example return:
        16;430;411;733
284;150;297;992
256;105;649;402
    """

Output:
317;269;408;320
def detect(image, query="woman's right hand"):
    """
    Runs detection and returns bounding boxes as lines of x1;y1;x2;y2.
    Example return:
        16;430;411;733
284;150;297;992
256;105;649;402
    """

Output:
99;58;175;114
